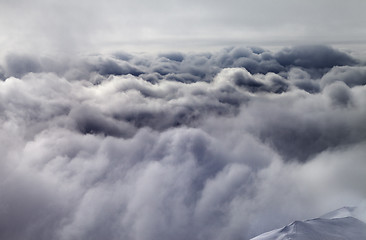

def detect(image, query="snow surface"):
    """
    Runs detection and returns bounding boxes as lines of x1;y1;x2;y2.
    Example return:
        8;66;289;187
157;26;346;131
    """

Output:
320;206;356;219
250;207;366;240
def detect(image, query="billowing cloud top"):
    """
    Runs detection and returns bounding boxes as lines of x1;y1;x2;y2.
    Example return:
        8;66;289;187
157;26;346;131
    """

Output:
0;45;366;240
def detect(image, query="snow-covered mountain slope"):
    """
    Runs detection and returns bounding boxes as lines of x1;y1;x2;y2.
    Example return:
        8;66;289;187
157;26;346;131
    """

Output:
320;206;357;219
250;208;366;240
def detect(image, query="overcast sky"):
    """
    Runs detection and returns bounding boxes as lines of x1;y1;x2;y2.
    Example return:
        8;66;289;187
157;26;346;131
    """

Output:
1;0;366;55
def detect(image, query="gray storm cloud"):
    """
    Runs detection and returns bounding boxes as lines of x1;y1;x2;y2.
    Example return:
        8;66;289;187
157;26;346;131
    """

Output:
0;45;366;240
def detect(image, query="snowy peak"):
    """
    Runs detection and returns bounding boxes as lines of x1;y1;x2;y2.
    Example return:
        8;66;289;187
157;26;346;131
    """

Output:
250;208;366;240
251;217;366;240
320;206;357;219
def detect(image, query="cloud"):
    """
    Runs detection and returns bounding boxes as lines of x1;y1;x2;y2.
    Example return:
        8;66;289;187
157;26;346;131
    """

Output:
240;85;366;162
158;52;185;62
324;81;354;107
0;45;365;240
5;54;42;78
275;45;358;69
320;65;366;88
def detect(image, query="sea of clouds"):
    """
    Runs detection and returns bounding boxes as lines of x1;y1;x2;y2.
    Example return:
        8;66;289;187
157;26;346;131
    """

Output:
0;45;365;240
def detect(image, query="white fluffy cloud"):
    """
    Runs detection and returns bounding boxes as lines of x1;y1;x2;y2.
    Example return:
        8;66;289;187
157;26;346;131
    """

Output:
0;45;365;240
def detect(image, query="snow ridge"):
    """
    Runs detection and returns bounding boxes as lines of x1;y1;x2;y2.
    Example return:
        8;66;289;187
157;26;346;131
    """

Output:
251;207;366;240
320;206;356;219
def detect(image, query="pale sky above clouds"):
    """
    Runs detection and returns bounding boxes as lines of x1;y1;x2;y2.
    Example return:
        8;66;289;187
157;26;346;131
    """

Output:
1;0;365;55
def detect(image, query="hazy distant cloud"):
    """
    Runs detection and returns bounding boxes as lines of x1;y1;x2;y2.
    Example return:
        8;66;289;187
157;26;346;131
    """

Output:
2;45;358;84
87;58;144;77
275;45;358;69
159;52;185;62
0;45;365;240
5;54;42;78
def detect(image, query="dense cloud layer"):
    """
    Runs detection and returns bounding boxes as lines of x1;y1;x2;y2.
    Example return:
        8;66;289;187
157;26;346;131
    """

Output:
0;45;365;240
